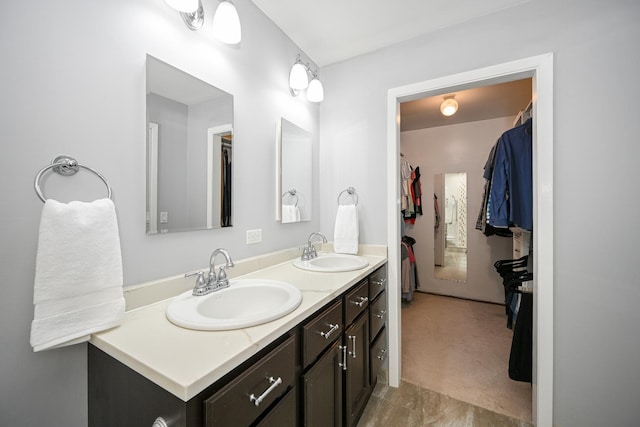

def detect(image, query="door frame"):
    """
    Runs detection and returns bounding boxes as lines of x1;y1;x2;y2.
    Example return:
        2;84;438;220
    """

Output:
386;53;554;426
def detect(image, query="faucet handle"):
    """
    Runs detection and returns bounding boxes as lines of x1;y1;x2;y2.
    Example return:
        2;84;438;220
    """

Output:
215;264;233;289
185;271;208;296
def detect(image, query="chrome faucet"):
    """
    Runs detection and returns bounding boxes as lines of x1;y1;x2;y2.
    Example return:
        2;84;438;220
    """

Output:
185;248;234;296
209;248;235;290
301;232;327;260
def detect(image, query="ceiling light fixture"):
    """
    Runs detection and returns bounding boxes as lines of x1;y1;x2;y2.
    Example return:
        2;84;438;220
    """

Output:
440;97;458;117
164;0;241;44
289;54;324;103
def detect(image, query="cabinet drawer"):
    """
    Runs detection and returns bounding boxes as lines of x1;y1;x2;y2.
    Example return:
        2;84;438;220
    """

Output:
368;264;387;301
345;280;369;326
205;335;296;426
303;300;344;368
370;328;387;386
369;291;387;342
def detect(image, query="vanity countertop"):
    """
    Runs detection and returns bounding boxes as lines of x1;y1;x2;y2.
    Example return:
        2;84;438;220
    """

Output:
90;250;387;402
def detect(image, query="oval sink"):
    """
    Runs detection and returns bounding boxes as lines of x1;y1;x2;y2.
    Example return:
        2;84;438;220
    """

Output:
166;279;302;331
293;253;369;273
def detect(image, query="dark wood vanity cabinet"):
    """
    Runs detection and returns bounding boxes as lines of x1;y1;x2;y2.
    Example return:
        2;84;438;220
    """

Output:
89;263;387;427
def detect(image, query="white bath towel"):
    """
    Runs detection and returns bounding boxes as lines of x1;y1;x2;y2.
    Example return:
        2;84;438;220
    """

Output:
333;204;359;254
282;204;301;223
30;198;125;352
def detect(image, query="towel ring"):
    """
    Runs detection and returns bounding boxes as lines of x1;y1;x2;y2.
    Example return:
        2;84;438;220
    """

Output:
34;155;112;203
337;187;358;206
282;189;298;207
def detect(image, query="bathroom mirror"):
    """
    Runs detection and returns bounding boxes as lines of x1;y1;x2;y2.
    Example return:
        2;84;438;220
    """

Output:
276;118;312;223
146;55;233;234
434;172;467;282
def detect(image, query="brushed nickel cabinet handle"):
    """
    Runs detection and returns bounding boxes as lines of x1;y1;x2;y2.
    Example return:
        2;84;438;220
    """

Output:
320;323;339;339
339;345;347;371
249;376;282;407
351;296;368;307
374;310;387;319
348;335;357;359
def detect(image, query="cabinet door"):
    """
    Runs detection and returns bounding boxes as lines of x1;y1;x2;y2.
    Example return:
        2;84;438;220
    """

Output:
344;313;370;427
303;341;343;427
256;386;297;427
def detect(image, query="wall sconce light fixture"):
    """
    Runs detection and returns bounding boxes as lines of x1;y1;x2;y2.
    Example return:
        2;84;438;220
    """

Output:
164;0;241;44
289;55;324;102
165;0;204;31
440;97;459;116
212;1;242;44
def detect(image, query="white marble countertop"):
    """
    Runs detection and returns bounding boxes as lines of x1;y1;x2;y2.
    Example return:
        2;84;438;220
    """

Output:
90;247;386;402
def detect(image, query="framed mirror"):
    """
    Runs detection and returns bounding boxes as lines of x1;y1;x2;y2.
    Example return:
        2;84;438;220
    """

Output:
434;172;467;282
276;118;312;223
146;55;233;234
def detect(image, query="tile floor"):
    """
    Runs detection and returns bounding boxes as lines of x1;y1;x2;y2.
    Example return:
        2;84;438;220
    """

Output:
357;380;532;427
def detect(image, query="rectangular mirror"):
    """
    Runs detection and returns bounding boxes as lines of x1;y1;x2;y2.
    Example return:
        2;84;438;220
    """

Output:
276;118;312;223
434;172;467;282
146;55;233;234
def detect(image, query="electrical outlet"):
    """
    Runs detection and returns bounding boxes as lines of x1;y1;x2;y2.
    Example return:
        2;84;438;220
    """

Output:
160;212;169;223
246;229;262;245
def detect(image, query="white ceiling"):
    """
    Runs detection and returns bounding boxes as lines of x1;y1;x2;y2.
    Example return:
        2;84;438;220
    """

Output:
251;0;534;129
251;0;531;67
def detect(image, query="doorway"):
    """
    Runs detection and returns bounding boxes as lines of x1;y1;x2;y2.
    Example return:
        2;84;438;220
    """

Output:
386;54;554;426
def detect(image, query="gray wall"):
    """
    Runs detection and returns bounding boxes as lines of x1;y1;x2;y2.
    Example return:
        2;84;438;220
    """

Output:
402;117;515;304
0;0;319;426
318;0;640;425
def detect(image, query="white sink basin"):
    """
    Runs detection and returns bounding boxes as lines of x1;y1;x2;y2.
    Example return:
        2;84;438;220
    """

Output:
166;279;302;331
293;253;369;273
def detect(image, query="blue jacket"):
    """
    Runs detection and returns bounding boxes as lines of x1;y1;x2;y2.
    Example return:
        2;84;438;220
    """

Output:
489;118;532;231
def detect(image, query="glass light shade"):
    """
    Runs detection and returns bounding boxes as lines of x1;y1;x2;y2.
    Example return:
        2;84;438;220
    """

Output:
165;0;198;13
213;1;242;44
289;63;309;90
306;78;324;102
440;98;458;116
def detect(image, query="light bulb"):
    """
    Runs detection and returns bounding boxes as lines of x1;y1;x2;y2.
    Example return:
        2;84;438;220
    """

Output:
306;78;324;102
213;1;241;44
440;98;458;116
164;0;198;13
289;62;309;90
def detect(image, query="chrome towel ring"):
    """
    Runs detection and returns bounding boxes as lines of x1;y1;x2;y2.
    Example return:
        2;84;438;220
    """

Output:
34;155;112;202
337;187;358;206
282;189;299;207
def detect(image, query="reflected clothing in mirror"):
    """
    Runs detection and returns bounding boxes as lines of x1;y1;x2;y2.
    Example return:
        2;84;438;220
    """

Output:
146;55;234;234
221;140;232;227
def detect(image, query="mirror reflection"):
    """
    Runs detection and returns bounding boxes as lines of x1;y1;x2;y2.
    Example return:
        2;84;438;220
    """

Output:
146;55;233;234
434;172;467;281
277;119;312;223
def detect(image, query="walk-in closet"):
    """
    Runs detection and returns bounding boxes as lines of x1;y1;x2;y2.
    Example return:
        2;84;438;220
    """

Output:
398;78;534;423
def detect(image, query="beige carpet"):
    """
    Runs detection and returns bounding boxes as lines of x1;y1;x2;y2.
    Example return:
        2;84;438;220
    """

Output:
401;292;532;423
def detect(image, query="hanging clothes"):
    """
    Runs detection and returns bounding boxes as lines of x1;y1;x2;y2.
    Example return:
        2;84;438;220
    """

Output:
489;118;533;231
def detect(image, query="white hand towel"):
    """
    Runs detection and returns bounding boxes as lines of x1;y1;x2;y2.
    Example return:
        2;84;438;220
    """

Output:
30;198;125;352
282;205;301;223
333;204;359;254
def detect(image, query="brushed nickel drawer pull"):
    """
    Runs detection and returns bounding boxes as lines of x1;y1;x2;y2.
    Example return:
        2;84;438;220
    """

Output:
373;278;386;287
320;323;339;340
352;296;368;307
374;310;387;319
339;345;347;371
249;376;282;407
